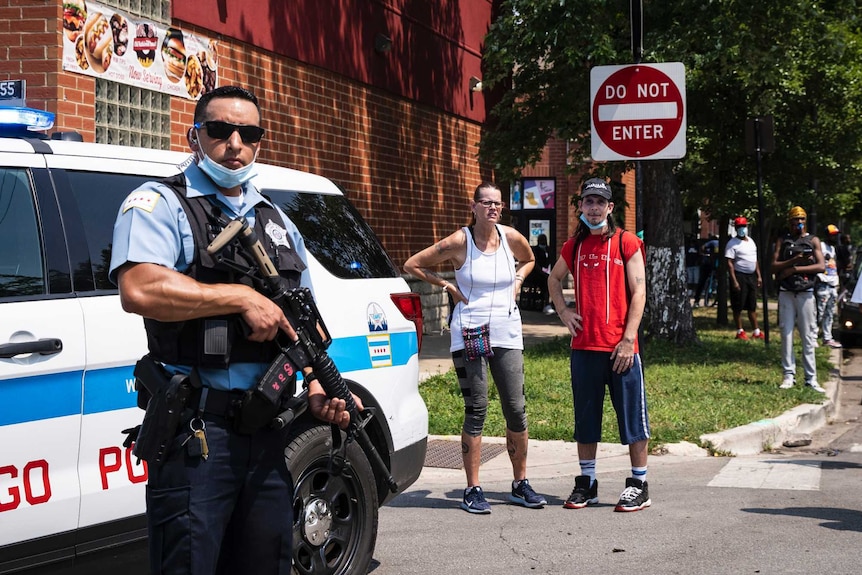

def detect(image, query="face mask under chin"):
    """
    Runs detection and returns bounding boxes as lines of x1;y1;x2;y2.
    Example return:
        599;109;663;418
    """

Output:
579;213;607;230
197;150;257;189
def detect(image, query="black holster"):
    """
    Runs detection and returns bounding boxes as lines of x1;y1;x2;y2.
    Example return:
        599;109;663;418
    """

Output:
132;356;194;465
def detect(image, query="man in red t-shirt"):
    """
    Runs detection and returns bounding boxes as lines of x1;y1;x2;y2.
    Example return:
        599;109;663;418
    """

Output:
547;177;650;512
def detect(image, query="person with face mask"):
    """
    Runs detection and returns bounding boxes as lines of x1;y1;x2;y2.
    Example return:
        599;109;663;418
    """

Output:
109;85;357;574
813;224;842;349
547;178;651;513
725;216;763;340
771;206;826;392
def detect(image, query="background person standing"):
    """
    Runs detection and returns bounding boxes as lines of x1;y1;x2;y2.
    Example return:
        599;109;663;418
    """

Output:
525;233;553;314
771;206;826;392
814;224;842;348
693;235;719;307
725;216;763;340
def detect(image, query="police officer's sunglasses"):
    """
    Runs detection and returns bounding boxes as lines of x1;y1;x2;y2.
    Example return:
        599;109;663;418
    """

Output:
194;121;265;144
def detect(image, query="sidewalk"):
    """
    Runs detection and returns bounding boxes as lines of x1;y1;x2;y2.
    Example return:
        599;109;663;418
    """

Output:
417;308;843;483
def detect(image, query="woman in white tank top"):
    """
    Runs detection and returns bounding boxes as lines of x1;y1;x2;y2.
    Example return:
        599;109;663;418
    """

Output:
404;182;548;514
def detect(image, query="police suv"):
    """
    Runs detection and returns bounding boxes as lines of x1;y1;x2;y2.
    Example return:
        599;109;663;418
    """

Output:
0;107;428;574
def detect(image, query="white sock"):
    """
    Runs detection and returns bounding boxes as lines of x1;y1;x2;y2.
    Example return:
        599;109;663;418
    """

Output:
579;459;597;485
632;466;647;483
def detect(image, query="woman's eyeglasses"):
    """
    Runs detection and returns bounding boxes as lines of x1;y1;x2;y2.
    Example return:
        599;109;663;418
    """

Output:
477;200;504;208
194;121;265;144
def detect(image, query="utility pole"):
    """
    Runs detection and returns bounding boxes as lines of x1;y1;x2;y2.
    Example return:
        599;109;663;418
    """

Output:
746;116;774;345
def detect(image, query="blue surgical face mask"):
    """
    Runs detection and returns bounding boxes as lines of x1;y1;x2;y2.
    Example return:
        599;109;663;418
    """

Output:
195;130;258;189
197;151;257;189
737;226;747;238
579;213;607;230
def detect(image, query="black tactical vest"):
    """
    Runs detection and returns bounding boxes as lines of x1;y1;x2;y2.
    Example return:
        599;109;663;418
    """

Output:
143;173;306;368
778;233;816;292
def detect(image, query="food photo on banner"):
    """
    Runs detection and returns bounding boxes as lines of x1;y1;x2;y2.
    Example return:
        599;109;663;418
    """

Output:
62;0;217;100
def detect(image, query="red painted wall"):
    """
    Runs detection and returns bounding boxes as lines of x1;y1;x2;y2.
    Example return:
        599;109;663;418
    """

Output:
172;0;490;123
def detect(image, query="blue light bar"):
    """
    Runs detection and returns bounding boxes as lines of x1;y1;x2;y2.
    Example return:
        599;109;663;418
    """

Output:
0;106;55;131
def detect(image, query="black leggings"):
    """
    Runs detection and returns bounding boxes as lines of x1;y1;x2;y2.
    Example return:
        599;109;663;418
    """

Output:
452;347;528;436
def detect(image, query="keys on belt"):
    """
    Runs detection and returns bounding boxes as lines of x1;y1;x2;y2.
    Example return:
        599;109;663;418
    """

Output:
182;418;209;460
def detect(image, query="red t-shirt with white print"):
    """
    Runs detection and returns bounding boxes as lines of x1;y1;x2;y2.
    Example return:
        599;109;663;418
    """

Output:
560;229;643;353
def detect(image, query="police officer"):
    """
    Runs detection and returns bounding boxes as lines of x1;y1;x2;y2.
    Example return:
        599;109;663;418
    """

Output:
771;206;826;392
109;85;355;574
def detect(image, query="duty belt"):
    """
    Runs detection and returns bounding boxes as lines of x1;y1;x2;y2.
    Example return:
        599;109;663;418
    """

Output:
188;387;245;419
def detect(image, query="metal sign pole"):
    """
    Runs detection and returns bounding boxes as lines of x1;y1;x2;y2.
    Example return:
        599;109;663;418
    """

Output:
754;118;771;346
631;0;643;233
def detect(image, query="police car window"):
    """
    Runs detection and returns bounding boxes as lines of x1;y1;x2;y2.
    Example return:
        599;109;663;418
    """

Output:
64;171;153;290
263;189;399;279
0;168;45;297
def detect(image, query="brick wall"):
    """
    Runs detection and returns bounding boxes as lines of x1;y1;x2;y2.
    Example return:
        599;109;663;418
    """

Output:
174;31;491;270
1;1;490;271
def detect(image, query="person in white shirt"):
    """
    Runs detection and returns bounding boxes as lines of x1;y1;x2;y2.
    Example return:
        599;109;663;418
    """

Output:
814;224;842;348
725;216;763;340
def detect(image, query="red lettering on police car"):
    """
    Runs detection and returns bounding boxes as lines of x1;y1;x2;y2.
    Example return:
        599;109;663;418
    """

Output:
0;465;21;511
0;460;52;511
99;447;123;489
125;446;148;484
23;460;51;504
100;446;148;488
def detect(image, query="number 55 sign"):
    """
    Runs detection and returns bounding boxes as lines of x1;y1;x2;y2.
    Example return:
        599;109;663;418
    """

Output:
0;79;25;107
590;63;686;161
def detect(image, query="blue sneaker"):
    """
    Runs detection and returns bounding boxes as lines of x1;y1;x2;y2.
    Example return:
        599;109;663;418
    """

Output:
509;479;547;508
461;486;491;514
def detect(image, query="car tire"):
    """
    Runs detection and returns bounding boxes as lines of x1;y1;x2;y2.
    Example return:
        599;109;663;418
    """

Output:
288;423;379;575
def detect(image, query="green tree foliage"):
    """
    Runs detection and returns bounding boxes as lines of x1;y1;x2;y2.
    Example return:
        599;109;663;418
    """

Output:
481;0;862;341
483;0;862;217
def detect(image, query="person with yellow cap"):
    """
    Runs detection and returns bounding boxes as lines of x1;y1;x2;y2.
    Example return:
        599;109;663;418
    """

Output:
771;206;826;392
814;224;842;349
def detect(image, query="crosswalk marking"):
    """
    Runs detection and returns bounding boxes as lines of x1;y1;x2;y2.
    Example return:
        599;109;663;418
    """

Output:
708;458;822;490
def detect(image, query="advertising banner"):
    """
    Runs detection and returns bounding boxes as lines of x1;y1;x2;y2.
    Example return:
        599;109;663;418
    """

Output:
62;0;218;100
528;219;550;247
522;178;555;210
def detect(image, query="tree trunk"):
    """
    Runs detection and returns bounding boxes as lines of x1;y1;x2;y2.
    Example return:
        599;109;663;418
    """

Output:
641;161;698;344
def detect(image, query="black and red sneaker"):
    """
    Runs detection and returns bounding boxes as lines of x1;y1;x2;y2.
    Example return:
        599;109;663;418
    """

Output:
614;477;651;512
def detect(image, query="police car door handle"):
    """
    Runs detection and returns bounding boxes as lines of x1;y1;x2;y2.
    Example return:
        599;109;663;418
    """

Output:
0;338;63;358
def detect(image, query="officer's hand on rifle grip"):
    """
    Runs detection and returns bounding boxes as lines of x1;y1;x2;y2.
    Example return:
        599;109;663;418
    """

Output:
240;289;298;342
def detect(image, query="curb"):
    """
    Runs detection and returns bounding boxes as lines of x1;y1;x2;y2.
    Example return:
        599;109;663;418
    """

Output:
699;348;840;455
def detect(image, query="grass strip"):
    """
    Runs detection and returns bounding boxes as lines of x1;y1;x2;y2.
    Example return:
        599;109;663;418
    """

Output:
419;308;833;447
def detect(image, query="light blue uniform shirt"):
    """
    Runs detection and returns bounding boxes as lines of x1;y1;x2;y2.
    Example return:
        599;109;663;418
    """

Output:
109;160;309;391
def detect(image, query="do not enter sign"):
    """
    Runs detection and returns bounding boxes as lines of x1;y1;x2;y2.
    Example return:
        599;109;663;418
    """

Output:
590;62;686;161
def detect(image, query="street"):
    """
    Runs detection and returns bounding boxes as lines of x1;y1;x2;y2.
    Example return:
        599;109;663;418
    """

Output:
22;350;862;575
370;349;862;574
373;450;861;574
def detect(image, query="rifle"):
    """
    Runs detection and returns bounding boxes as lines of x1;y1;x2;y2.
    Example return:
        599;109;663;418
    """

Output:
206;216;397;492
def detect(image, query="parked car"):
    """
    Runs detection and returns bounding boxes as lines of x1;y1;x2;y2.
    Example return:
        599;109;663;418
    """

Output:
837;249;862;347
0;106;428;575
